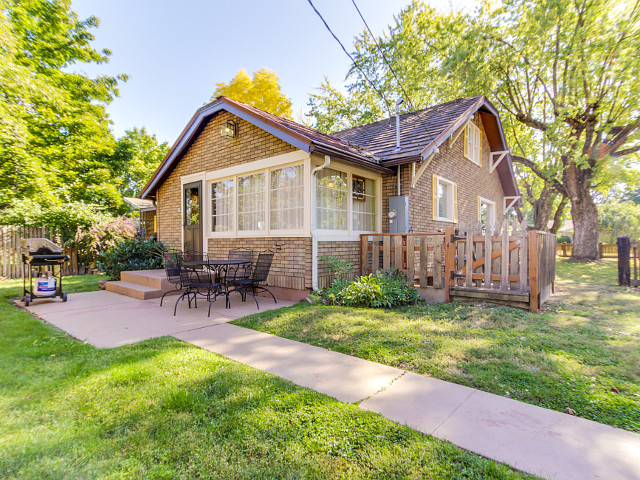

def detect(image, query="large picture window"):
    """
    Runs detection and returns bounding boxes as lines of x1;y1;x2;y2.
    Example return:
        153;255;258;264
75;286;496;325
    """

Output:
270;165;303;230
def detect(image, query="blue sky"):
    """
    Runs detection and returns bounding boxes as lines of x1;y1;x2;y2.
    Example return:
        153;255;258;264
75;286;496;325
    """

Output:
71;0;477;145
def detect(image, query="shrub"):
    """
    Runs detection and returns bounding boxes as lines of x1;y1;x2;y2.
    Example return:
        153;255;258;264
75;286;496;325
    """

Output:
97;237;164;280
75;216;138;265
557;235;572;244
323;268;419;308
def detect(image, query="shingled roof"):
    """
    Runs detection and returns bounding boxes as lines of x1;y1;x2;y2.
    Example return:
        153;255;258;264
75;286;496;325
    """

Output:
331;96;484;164
141;95;519;199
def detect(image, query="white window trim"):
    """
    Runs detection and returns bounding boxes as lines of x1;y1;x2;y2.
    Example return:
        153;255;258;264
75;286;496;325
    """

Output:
313;158;382;240
479;196;496;226
435;175;455;223
206;160;307;238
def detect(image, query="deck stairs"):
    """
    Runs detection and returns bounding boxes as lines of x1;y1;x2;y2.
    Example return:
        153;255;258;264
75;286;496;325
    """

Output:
105;269;174;300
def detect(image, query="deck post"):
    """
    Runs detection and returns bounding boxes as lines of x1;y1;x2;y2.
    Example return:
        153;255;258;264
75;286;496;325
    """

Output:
444;226;456;302
617;236;631;286
528;230;539;312
360;234;368;276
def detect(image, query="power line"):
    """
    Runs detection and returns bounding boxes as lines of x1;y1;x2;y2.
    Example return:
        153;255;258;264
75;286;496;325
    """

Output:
349;0;416;112
306;0;393;118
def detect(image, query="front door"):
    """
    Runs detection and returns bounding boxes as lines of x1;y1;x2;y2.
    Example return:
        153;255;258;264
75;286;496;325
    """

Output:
183;181;202;252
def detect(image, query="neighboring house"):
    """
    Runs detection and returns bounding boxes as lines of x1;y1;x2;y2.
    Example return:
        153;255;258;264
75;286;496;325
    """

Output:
123;197;157;240
140;95;520;300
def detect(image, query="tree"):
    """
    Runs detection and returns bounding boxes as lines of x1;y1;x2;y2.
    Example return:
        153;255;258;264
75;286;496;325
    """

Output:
108;128;169;198
212;68;293;119
307;0;640;261
0;0;126;208
599;201;640;240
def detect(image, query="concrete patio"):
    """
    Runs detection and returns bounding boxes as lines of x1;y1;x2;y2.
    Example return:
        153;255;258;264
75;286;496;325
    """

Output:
21;290;640;480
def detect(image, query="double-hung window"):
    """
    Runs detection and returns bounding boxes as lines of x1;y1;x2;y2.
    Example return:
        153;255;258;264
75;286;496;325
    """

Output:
478;197;496;228
432;174;457;223
315;167;377;233
464;121;482;166
210;163;304;235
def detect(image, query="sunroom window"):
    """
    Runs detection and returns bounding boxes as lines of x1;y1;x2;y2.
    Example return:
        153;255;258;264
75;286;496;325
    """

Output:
316;168;348;230
211;179;234;232
270;165;303;230
238;173;266;231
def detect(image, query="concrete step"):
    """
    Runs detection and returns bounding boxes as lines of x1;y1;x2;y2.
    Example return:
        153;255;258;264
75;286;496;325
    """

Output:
120;269;170;290
106;280;164;300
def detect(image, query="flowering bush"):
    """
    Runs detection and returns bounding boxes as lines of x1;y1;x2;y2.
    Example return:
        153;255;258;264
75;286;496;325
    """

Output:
75;216;137;265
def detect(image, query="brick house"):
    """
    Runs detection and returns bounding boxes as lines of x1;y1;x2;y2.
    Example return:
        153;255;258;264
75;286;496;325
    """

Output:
140;96;520;300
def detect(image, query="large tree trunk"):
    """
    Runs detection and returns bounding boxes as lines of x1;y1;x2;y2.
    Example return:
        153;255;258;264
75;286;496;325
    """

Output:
569;184;599;261
532;185;554;231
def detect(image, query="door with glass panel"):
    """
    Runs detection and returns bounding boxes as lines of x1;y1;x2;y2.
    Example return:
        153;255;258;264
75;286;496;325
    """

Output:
183;181;202;252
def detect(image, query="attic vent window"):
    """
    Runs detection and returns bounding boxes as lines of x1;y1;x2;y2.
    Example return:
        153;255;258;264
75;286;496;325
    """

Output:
221;120;237;138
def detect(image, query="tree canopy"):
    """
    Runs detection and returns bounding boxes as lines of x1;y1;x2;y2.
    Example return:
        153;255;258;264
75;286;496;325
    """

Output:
307;0;640;260
212;68;293;119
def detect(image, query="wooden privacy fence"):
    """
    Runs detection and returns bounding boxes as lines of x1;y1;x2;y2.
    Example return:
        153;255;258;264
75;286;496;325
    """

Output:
557;242;625;258
360;220;556;311
0;225;79;279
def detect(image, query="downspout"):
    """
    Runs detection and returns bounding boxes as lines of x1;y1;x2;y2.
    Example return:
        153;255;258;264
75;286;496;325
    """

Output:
395;98;404;196
311;155;331;290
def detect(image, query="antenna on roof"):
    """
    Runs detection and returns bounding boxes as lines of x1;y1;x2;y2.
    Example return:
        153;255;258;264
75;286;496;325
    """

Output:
395;98;404;151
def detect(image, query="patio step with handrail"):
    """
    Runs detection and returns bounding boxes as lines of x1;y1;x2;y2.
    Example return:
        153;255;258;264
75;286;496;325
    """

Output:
105;269;174;300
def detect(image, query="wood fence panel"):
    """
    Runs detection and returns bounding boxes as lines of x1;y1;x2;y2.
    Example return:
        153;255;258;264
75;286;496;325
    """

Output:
501;219;509;290
394;235;403;271
434;242;442;288
360;235;368;275
466;224;474;287
383;236;390;270
419;236;429;287
406;235;415;284
372;236;379;273
520;220;528;292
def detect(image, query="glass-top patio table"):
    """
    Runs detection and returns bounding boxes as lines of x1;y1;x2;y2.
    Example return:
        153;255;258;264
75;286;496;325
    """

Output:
181;259;251;283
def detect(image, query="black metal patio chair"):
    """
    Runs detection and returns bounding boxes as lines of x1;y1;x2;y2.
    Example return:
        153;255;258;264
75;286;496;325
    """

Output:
227;252;276;309
227;248;253;280
160;250;184;307
174;251;229;316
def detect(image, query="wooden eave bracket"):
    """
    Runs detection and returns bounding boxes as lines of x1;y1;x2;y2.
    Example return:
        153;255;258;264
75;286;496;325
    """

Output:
411;151;436;188
449;118;473;148
504;196;520;213
490;151;509;173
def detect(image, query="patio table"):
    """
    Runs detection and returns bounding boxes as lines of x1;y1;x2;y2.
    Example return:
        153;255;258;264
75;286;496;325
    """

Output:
181;259;251;284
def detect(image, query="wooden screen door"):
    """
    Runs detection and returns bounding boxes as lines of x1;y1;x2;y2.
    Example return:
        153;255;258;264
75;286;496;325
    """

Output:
183;181;203;252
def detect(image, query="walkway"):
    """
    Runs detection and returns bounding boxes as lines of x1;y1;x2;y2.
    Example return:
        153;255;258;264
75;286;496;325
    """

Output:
25;291;640;480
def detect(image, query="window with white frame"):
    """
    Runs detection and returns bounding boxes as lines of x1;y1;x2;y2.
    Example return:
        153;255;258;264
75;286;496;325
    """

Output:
434;175;456;222
478;197;496;228
211;179;234;232
316;168;348;230
209;163;304;234
464;121;482;165
352;176;375;231
270;165;303;230
238;172;266;231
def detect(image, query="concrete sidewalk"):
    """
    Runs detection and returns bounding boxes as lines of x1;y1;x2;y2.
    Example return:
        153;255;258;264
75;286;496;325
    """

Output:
24;291;640;480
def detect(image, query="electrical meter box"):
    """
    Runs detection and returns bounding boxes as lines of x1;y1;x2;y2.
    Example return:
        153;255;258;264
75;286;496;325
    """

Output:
389;196;409;233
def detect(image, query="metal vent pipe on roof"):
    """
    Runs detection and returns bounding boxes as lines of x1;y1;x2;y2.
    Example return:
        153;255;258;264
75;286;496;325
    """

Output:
395;98;404;151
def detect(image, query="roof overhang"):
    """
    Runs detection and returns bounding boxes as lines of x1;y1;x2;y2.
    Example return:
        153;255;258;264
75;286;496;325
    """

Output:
140;98;393;199
123;196;156;211
381;96;521;201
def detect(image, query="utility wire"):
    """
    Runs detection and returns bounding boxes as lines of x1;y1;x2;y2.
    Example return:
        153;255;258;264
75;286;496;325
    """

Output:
306;0;393;118
349;0;416;112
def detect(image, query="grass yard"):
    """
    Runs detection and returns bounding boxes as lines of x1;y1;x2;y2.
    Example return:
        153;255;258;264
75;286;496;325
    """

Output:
0;275;535;479
234;258;640;433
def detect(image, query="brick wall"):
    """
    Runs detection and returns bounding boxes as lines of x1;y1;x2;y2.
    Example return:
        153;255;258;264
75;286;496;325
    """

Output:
207;237;312;290
144;211;156;240
381;117;505;233
156;111;297;248
317;241;360;288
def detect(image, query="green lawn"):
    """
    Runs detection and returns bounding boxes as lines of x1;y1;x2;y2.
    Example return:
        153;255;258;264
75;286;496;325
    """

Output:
0;275;534;479
234;258;640;433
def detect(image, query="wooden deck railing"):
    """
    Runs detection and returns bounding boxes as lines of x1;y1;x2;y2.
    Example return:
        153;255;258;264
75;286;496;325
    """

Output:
360;220;556;311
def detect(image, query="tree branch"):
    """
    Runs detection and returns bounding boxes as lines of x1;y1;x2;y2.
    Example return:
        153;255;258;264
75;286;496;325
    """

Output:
612;145;640;157
511;155;567;196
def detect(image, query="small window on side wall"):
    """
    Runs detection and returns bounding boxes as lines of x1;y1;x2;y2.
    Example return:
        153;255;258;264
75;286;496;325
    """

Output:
478;196;496;229
432;174;457;223
464;122;482;166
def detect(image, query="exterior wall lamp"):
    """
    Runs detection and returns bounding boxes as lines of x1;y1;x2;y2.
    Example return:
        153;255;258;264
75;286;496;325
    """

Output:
220;120;237;138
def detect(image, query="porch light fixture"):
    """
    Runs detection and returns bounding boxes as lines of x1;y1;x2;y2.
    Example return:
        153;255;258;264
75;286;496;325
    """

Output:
220;120;237;138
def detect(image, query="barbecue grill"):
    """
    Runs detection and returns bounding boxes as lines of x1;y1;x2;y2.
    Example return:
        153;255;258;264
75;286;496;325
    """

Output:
21;238;69;306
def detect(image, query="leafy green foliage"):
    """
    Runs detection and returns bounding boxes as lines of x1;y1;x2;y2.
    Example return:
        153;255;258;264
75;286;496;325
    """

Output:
599;202;640;239
236;259;640;432
108;127;169;197
96;237;164;279
0;279;532;479
212;68;293;119
322;269;419;308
